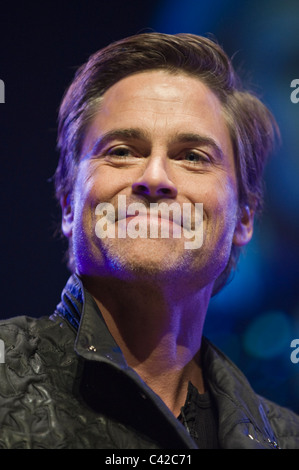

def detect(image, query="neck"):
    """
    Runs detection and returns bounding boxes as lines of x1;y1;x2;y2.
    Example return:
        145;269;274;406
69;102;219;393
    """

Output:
80;273;212;416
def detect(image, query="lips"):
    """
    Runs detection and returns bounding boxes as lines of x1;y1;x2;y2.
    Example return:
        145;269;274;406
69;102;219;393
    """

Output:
124;210;181;226
100;195;201;233
94;197;203;247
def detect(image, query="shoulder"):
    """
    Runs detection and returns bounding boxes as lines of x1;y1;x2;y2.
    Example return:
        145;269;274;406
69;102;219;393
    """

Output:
260;396;299;449
0;315;77;395
0;315;80;448
0;315;46;367
0;314;76;360
202;337;299;449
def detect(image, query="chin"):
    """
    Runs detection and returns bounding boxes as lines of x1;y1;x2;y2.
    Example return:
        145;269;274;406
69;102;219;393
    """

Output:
93;237;194;279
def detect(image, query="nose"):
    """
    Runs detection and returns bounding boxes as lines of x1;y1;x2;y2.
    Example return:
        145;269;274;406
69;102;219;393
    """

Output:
132;156;177;199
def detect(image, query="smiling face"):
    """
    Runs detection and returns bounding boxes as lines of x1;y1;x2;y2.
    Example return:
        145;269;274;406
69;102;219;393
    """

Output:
61;70;254;291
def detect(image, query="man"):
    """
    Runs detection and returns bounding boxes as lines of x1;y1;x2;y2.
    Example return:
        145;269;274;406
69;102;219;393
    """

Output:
0;32;298;449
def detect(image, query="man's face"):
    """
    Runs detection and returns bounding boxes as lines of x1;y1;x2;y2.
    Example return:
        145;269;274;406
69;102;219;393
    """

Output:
62;70;253;290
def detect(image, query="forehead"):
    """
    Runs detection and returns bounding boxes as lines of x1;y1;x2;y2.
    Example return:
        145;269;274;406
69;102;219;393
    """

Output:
82;70;233;162
100;70;222;118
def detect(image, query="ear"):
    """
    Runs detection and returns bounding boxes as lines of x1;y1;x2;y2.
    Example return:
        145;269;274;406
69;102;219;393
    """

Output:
60;194;74;238
233;205;255;247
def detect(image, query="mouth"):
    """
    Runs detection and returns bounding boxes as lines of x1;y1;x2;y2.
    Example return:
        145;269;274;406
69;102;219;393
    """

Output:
124;211;179;226
96;195;202;234
94;198;204;248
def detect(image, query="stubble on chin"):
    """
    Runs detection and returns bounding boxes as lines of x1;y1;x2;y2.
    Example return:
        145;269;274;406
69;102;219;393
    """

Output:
94;235;196;281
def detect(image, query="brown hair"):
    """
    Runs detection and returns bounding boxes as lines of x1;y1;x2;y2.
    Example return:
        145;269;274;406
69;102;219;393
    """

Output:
55;32;279;294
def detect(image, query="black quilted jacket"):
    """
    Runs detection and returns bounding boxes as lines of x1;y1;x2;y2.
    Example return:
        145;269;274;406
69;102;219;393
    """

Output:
0;274;298;449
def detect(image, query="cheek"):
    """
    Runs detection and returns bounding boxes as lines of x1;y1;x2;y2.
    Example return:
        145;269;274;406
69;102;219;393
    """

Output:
76;161;137;204
192;175;238;237
74;163;115;211
72;164;101;238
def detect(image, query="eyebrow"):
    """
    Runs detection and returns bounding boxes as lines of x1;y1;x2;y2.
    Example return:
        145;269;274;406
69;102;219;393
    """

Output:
84;129;148;160
171;132;225;161
83;128;224;161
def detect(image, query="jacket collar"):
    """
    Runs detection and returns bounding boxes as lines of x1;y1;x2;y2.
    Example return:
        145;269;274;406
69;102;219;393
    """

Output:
55;274;279;449
55;273;127;368
54;274;198;449
202;339;279;449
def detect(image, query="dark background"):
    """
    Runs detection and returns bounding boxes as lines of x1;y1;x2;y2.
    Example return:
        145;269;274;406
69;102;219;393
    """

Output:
0;0;298;413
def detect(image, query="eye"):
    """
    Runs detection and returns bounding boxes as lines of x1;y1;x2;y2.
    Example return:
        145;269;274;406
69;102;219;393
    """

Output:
185;152;200;162
183;151;209;164
106;146;133;158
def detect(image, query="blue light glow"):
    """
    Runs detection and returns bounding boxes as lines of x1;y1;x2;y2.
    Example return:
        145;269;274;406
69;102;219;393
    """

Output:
243;311;292;359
